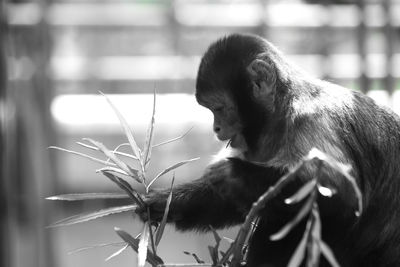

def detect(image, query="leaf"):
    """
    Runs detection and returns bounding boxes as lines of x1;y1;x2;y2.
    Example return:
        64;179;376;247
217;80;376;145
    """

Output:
100;92;142;162
138;222;151;267
155;175;175;246
96;166;130;177
318;185;336;197
210;226;222;244
115;228;140;251
183;251;205;264
287;219;312;267
270;197;313;241
147;157;200;190
285;180;317;205
101;171;144;207
209;226;221;264
152;126;194;148
320;241;340;267
48;146;116;167
114;227;164;266
48;204;136;227
77;142;138;161
143;89;156;170
105;244;129;261
222;236;234;244
46;193;128;201
208;246;218;265
307;205;321;267
83;138;140;182
68;242;126;255
306;148;362;216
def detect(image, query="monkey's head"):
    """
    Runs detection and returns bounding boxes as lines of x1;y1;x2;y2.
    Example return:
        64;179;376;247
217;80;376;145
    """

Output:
195;34;288;152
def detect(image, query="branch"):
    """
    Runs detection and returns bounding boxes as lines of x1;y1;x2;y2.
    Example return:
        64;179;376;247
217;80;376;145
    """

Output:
229;160;307;266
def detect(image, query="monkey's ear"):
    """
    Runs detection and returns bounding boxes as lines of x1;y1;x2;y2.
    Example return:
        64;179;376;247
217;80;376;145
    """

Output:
246;58;276;109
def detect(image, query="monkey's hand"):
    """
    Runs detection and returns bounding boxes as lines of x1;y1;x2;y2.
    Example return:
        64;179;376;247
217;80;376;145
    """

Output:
136;190;183;223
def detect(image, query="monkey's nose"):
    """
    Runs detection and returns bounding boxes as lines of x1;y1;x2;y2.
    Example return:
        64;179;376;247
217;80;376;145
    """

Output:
214;126;221;133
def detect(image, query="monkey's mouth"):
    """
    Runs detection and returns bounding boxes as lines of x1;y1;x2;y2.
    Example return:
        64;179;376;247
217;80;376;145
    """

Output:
227;135;238;148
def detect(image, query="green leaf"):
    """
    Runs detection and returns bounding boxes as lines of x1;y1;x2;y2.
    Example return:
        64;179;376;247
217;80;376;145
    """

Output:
96;166;129;177
83;138;140;182
115;228;140;251
100;92;142;163
183;251;205;264
208;246;218;265
287;219;312;267
285;180;317;205
222;236;234;244
77;142;139;161
320;241;340;267
155;175;175;246
152;126;194;148
306;148;362;216
143;89;156;170
48;205;136;227
48;146;116;167
67;242;126;255
318;185;336;197
209;226;221;265
270;197;313;241
138;222;151;267
105;244;129;261
307;205;321;267
147;157;200;190
46;193;128;201
114;227;164;266
101;171;144;207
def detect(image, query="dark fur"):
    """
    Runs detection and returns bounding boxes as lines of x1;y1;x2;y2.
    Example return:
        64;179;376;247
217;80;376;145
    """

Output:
141;34;400;267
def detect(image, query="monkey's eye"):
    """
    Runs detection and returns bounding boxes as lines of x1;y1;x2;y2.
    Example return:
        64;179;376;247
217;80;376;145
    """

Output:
214;106;225;113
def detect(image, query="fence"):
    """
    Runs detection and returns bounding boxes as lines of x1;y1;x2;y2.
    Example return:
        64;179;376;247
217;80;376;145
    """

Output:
2;0;399;267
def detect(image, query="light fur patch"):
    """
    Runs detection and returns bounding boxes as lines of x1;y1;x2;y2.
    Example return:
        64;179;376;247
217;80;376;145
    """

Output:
268;82;354;170
292;82;354;117
211;145;244;164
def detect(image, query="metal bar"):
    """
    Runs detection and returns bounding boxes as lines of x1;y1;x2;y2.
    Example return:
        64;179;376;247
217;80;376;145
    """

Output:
356;0;369;93
383;0;395;96
0;0;11;265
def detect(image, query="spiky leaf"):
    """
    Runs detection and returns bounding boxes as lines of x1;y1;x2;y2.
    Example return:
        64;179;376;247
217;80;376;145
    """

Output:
155;175;175;246
105;244;129;261
143;90;156;170
285;180;317;205
138;222;151;267
100;92;142;162
48;146;116;167
114;227;163;266
48;205;136;227
320;241;340;267
270;197;313;241
288;218;312;267
46;193;128;201
147;157;199;190
101;171;144;207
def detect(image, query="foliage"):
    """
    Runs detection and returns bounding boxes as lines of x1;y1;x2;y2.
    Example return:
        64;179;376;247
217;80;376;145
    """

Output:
48;91;198;267
48;93;362;267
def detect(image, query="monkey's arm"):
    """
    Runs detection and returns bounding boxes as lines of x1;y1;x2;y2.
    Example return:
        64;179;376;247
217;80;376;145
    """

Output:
141;158;286;231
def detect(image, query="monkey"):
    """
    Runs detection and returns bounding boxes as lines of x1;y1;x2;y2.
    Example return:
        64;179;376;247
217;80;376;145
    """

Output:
137;34;400;267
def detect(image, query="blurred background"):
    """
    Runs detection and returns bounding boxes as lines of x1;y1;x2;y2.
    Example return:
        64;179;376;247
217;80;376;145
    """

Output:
1;0;400;266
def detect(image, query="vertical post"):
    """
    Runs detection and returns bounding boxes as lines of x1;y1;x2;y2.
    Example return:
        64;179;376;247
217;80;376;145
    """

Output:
257;0;269;38
168;0;180;54
8;0;57;266
0;0;10;266
321;0;332;80
356;0;369;93
383;0;395;97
